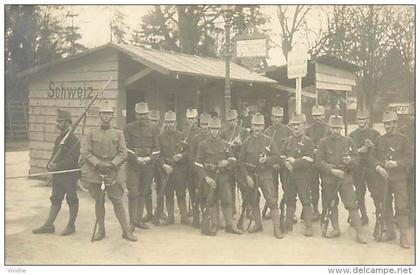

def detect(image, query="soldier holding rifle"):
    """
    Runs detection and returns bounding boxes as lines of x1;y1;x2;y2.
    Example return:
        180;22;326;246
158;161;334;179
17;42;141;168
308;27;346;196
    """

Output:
82;101;136;241
373;111;411;249
238;113;283;239
32;110;80;236
316;115;367;244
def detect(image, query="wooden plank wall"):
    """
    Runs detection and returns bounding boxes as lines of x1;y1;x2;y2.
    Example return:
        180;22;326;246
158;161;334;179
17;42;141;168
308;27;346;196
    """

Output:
28;48;120;174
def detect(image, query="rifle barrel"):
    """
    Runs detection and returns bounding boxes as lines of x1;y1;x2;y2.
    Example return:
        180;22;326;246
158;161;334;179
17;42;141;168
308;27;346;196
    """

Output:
6;168;82;179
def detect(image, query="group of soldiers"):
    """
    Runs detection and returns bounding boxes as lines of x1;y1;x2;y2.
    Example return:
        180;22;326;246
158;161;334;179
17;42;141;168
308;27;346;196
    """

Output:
32;100;414;249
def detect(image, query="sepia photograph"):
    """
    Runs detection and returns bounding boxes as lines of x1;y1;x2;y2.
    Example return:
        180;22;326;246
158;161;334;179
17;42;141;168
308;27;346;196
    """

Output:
3;1;416;271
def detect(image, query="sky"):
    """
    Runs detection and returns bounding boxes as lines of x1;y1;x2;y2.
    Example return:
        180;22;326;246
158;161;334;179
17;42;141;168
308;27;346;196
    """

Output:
53;5;328;66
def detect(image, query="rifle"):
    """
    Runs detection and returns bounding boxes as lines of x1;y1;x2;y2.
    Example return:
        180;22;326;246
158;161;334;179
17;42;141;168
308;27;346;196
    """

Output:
91;174;106;242
6;168;82;180
47;77;112;168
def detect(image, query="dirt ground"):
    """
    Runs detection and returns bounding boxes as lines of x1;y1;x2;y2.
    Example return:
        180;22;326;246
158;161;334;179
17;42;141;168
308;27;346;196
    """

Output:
5;150;415;265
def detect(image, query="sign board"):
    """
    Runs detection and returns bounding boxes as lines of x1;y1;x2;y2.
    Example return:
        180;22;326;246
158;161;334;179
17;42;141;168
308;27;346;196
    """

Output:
287;49;308;79
236;39;267;58
389;103;410;115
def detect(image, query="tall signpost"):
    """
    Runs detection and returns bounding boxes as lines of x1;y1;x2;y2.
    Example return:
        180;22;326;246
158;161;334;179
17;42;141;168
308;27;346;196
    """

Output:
287;47;308;114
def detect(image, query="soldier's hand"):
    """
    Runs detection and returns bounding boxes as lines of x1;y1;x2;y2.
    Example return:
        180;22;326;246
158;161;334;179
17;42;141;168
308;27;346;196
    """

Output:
136;157;146;166
173;153;183;162
365;139;374;148
358;146;369;154
343;156;352;164
285;161;293;172
273;164;281;171
287;157;295;164
205;176;216;189
246;175;254;189
47;163;57;171
376;165;389;179
143;156;152;164
258;155;267;164
227;157;236;165
385;160;397;169
104;162;114;170
331;169;345;179
232;136;242;145
302;156;314;163
162;164;173;175
97;163;110;174
218;159;229;168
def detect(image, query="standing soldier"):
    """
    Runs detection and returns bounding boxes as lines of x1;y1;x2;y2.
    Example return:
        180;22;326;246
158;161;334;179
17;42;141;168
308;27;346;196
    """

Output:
262;106;291;220
280;113;315;236
157;111;190;225
183;108;202;227
33;110;80;236
195;117;243;235
305;105;329;221
238;113;283;239
349;110;381;226
316;115;367;243
81;101;136;241
221;109;250;216
124;102;160;232
373;111;411;249
398;103;415;227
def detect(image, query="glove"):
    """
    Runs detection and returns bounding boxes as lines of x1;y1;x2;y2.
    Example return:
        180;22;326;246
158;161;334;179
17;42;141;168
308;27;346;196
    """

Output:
172;153;183;162
286;157;295;165
285;161;293;172
218;159;229;168
376;165;389;179
343;156;352;164
302;156;314;163
365;139;375;148
143;156;152;164
258;155;267;164
385;160;397;169
162;163;173;175
358;146;368;154
205;176;216;189
246;175;254;189
47;163;57;171
331;168;345;179
136;157;146;166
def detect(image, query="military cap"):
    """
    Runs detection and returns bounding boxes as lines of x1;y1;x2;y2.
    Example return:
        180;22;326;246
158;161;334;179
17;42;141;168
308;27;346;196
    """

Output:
382;110;398;122
226;109;238;120
289;113;307;124
148;110;160;120
199;113;211;124
57;109;72;121
408;103;415;115
312;105;325;116
271;106;284;117
99;100;114;113
135;102;149;114
356;109;369;119
208;117;222;129
328;115;344;127
186;108;198;118
248;105;257;113
251;113;265;125
164;110;177;122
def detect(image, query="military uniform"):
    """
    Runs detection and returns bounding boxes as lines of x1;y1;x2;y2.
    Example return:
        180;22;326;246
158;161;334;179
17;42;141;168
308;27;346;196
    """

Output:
33;110;80;235
305;105;330;220
124;102;160;231
82;101;136;241
280;113;315;236
238;113;283;239
349;111;381;225
316;115;366;243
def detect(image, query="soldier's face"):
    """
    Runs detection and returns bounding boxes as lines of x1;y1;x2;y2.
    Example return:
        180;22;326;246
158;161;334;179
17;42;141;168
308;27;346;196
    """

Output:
384;121;396;134
227;118;237;128
149;119;159;127
271;115;282;125
292;122;305;136
252;124;264;136
99;112;113;125
313;115;323;124
357;118;368;129
209;128;220;138
331;126;342;136
56;120;67;131
187;117;197;127
165;121;176;132
200;123;208;130
136;113;148;123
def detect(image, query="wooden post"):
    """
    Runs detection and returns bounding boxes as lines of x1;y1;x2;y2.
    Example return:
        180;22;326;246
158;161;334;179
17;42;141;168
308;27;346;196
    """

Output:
344;91;348;136
296;77;302;114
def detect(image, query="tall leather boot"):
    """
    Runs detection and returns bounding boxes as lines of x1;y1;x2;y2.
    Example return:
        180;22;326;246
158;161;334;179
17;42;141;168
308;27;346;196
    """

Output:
32;204;61;234
136;196;150;229
312;204;320;222
302;205;313;237
143;194;154;222
382;212;397;241
359;198;369;225
223;206;242;234
128;197;138;232
326;208;341;238
217;204;226;229
398;215;410;249
112;201;137;242
93;201;106;241
178;196;191;225
248;204;263;233
162;196;175;225
350;209;367;244
192;202;200;228
271;208;283;239
61;203;79;236
284;205;296;232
